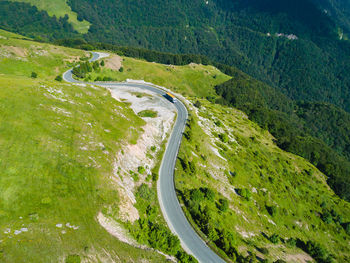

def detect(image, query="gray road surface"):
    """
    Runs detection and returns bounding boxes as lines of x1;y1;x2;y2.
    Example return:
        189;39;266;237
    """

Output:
63;52;225;263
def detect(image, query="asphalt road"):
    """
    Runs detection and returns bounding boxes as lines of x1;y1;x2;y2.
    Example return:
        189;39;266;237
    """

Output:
63;52;226;263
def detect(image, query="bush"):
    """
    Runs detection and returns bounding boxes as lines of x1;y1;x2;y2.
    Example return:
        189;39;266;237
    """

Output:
266;205;277;216
287;238;297;247
31;72;37;78
55;75;62;81
176;251;198;263
137;184;154;201
343;222;350;235
236;188;251;201
119;67;124;72
259;247;269;255
190;189;204;202
138;166;146;174
269;233;280;244
219;133;229;143
218;198;229;212
202;187;215;201
193;100;201;108
321;211;333;224
100;60;105;66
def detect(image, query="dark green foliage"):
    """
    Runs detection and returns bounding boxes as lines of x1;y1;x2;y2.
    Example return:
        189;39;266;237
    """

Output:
193;101;202;108
269;234;280;244
31;72;37;78
72;61;93;79
266;205;277;216
119;67;124;72
218;133;229;143
236;188;252;201
190;189;205;203
100;60;105;66
137;166;146;174
259;247;269;255
176;251;198;263
286;238;297;247
0;1;77;41
301;240;334;263
55;75;63;81
343;222;350;235
217;198;229;212
64;0;350;114
132;219;181;255
202;187;215;201
321;211;333;224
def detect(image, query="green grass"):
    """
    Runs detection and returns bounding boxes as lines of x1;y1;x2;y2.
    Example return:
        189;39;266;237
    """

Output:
0;75;168;262
175;99;350;262
87;56;231;98
138;110;158;118
8;0;91;33
0;29;88;79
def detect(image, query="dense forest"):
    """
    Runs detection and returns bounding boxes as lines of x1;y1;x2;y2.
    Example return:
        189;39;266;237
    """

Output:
65;0;350;113
2;0;350;112
0;1;78;40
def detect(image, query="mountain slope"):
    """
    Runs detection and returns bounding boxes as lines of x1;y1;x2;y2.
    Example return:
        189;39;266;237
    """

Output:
175;98;350;262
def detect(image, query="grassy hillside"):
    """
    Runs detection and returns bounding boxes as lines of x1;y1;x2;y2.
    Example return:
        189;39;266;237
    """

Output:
8;0;90;33
81;56;231;98
0;30;169;262
175;99;350;262
0;29;88;80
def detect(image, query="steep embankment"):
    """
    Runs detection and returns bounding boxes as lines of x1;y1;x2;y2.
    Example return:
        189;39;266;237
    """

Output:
175;99;350;262
0;30;168;262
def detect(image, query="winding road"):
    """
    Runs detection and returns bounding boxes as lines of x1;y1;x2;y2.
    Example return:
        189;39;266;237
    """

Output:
63;52;225;263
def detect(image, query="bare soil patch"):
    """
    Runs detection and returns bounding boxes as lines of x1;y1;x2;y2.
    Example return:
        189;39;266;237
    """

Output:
105;55;122;71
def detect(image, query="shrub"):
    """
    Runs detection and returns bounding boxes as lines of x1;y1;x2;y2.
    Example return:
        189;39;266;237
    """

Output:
236;188;251;201
31;72;37;78
287;238;297;247
190;189;204;202
202;187;215;201
119;67;124;72
321;211;333;224
218;198;229;212
269;233;280;244
55;75;62;81
219;133;229;143
138;166;146;174
343;222;350;235
100;60;105;66
176;251;198;263
137;184;154;201
193;100;201;108
259;247;269;255
151;172;158;182
266;205;277;216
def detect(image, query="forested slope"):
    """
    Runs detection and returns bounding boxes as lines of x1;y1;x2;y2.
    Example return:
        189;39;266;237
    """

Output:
215;77;350;202
65;0;350;112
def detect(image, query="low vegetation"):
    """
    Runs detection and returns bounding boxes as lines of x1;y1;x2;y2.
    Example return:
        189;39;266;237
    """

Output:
74;55;231;98
0;30;168;262
175;99;350;262
138;110;158;118
0;29;88;80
